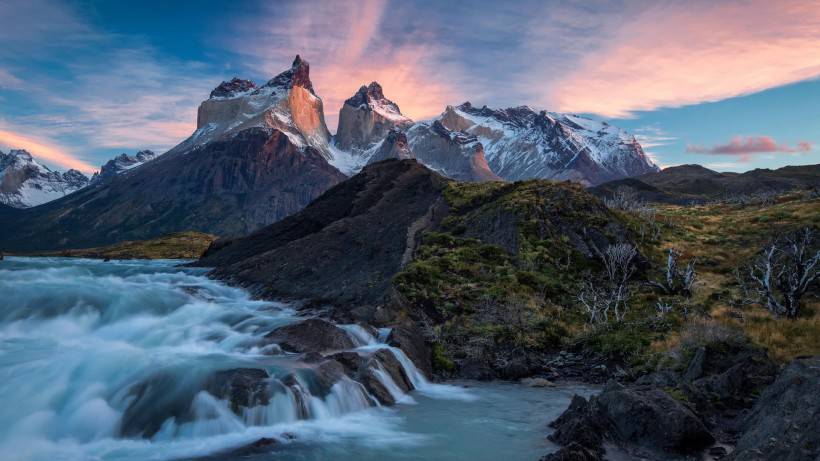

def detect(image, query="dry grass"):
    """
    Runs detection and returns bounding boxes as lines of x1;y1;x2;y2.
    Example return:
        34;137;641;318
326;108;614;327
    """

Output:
647;195;820;362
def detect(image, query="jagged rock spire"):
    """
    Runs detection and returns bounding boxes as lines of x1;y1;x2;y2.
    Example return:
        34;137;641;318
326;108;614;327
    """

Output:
266;54;315;94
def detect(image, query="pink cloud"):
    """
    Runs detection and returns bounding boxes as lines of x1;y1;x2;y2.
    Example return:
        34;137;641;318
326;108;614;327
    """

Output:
0;128;96;172
545;0;820;117
687;136;814;162
231;0;465;130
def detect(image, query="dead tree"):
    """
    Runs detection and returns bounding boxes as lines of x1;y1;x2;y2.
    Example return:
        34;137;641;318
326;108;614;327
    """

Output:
745;227;820;318
650;248;696;298
579;243;638;324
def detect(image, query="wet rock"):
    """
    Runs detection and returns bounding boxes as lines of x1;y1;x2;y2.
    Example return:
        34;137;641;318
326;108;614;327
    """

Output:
548;382;714;458
597;382;714;454
264;319;354;354
729;356;820;461
228;437;277;456
329;348;414;405
387;325;432;377
203;368;270;413
521;377;556;387
539;442;602;461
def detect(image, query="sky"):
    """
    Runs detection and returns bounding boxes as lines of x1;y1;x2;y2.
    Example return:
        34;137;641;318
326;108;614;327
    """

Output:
0;0;818;174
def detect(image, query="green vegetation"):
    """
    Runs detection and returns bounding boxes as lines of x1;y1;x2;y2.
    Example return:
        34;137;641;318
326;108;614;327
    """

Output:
395;181;820;375
34;231;217;260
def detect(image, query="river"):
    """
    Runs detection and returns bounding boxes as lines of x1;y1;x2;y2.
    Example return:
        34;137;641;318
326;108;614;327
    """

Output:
0;257;592;461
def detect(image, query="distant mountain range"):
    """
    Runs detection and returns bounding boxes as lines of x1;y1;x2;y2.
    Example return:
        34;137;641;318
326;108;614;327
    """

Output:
592;163;820;204
8;55;811;252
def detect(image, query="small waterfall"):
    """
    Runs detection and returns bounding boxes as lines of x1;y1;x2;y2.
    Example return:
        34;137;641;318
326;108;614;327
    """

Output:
340;323;378;347
372;364;417;404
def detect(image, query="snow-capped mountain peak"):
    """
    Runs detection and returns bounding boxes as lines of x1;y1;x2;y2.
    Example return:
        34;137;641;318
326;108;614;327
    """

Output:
334;81;413;154
182;55;331;157
0;149;90;208
438;102;658;185
91;150;158;183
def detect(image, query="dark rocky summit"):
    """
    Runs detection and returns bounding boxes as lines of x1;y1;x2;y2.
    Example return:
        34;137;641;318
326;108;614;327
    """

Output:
209;77;257;99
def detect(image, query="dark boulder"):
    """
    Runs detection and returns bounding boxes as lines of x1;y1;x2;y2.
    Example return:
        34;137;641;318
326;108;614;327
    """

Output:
597;382;714;454
548;382;714;458
729;356;820;461
203;368;270;413
264;319;354;354
387;325;432;377
539;443;602;461
682;342;778;414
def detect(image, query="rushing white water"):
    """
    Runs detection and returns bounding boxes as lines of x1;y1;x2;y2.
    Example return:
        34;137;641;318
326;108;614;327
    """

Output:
0;257;591;461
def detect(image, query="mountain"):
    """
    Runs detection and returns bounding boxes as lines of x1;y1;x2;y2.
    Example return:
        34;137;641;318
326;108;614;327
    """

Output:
437;102;659;185
91;150;157;183
592;163;820;203
328;85;657;185
335;82;413;152
0;150;90;208
0;56;345;252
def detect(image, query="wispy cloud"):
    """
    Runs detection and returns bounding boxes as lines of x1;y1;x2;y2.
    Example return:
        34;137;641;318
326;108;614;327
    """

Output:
0;0;217;170
687;136;814;162
544;0;820;117
0;125;96;172
229;0;467;129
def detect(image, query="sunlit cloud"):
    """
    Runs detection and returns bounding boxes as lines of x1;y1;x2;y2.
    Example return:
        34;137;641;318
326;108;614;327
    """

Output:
545;0;820;118
0;127;96;172
687;135;814;162
230;0;465;129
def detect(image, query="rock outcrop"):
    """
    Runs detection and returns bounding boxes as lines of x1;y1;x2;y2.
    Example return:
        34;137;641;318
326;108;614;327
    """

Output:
729;356;820;461
403;120;502;182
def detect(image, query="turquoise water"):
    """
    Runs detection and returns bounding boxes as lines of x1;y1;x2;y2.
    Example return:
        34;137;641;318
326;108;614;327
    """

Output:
0;257;592;461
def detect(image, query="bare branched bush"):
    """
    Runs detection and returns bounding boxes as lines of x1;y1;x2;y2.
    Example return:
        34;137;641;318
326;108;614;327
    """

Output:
578;243;638;324
741;226;820;319
679;318;746;350
650;248;696;298
604;186;643;211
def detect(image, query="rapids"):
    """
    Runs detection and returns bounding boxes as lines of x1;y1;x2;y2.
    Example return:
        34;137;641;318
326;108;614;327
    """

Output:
0;257;592;461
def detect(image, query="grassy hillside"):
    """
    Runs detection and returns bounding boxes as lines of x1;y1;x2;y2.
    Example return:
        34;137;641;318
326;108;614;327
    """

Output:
394;183;820;376
29;231;217;260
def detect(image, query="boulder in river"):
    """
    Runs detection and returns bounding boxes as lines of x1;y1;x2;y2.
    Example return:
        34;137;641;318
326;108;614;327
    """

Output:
264;318;354;353
548;381;714;458
203;368;270;413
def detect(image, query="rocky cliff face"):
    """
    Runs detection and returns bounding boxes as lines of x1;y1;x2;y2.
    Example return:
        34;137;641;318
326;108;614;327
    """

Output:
335;82;412;152
0;150;90;208
437;102;659;185
0;56;346;251
403;121;501;182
